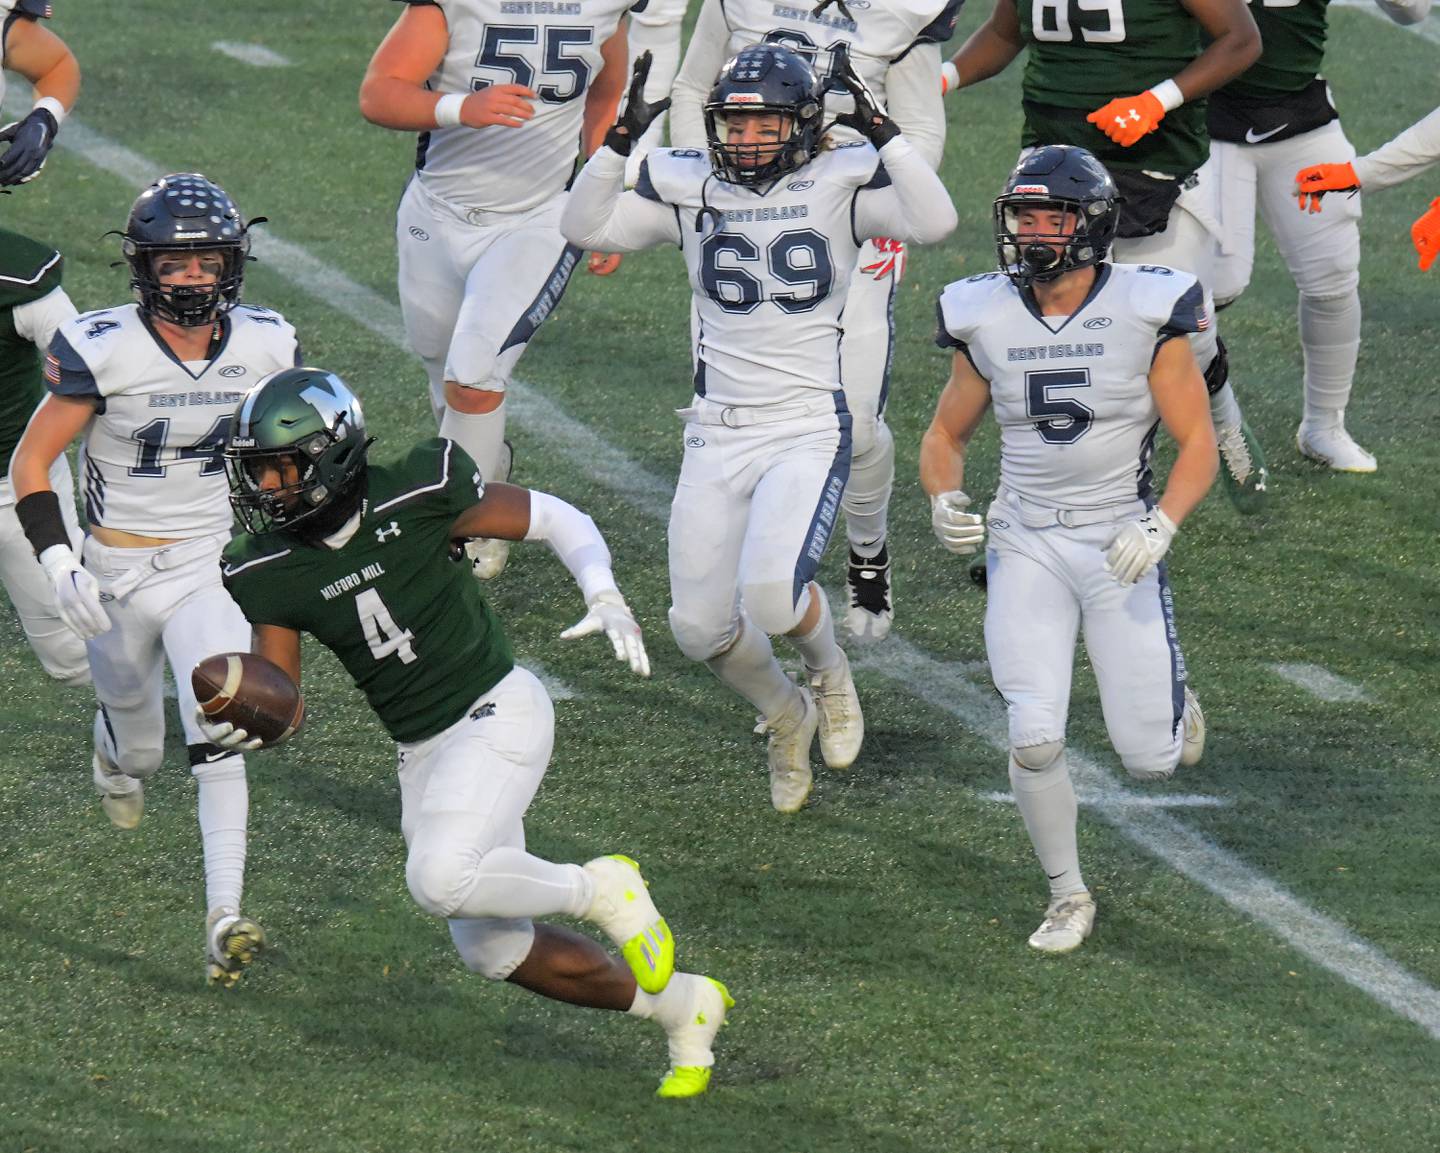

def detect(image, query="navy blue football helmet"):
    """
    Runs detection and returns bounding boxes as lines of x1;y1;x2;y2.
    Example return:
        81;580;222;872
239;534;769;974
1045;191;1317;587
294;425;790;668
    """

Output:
703;44;823;186
993;146;1122;286
122;173;252;327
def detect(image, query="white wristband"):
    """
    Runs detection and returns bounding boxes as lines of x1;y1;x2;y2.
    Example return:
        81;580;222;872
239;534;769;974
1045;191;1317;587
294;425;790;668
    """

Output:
940;61;960;95
433;93;466;129
1147;79;1184;114
33;95;67;128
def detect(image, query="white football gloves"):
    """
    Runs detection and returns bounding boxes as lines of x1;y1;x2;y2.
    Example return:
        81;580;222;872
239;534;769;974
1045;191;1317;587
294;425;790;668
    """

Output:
39;544;111;639
193;706;264;752
930;490;986;556
1103;508;1178;586
560;589;651;677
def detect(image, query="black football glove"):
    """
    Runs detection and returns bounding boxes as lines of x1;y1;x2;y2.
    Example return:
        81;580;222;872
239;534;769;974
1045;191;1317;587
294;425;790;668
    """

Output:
831;48;901;148
0;106;59;186
605;51;671;158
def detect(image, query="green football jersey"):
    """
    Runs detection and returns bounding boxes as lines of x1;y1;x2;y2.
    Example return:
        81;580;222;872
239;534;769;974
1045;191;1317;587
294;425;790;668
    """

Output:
222;438;515;744
1018;0;1209;177
0;227;64;474
1215;0;1330;102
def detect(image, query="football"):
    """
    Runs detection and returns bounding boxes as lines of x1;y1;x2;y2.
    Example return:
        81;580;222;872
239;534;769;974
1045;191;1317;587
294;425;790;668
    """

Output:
191;652;305;747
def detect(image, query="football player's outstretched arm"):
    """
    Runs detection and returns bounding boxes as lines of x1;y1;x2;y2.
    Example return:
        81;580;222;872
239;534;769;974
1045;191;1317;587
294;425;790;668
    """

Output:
583;26;630;157
1148;337;1218;528
852;137;958;245
1172;0;1262;102
1353;105;1440;194
559;147;682;252
4;16;80;109
359;4;536;131
885;44;947;171
920;352;991;557
668;0;730;150
943;0;1025;95
1373;0;1432;25
449;483;650;676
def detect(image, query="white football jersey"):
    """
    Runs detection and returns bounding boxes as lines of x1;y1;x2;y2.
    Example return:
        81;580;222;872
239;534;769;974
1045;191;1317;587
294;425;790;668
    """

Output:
936;263;1208;509
711;0;960;134
45;304;299;538
409;0;641;212
640;142;884;405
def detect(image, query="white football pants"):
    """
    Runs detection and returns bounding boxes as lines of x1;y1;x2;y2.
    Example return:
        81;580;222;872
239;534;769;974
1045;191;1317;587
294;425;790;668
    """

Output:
0;455;88;684
983;490;1188;781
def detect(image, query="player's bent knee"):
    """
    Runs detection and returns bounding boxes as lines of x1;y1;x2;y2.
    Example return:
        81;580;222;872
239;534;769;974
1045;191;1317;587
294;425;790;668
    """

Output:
443;379;506;414
742;579;806;638
667;605;733;663
118;746;164;780
1123;750;1179;782
1012;739;1065;772
406;850;470;918
455;917;536;981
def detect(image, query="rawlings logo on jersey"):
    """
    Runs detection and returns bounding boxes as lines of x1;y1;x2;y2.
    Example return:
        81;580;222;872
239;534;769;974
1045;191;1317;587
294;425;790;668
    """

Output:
1083;317;1112;330
218;365;247;377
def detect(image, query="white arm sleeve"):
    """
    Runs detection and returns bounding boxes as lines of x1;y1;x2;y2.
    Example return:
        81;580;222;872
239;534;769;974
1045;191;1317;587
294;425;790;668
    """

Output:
523;489;619;604
559;145;683;251
669;0;730;151
852;136;959;245
11;286;78;351
1353;104;1440;193
1372;0;1432;25
885;44;947;171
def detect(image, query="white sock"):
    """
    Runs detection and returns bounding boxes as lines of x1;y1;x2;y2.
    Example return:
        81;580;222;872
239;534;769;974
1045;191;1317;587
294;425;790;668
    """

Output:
449;846;591;920
628;972;716;1066
1209;380;1243;433
842;419;894;556
439;400;507;481
705;614;801;721
1299;292;1361;430
1008;755;1084;900
195;759;248;913
789;585;842;675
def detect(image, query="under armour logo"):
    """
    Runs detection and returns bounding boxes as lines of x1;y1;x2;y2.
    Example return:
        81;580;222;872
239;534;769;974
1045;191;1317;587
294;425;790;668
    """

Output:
1114;110;1141;127
470;702;496;720
375;521;402;542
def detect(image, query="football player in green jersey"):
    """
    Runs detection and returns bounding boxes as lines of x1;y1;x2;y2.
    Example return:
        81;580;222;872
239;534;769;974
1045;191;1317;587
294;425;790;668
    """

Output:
942;0;1271;514
1208;0;1431;474
210;366;732;1098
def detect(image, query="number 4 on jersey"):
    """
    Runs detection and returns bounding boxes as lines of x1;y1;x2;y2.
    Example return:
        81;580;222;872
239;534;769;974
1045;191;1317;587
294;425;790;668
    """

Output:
356;587;417;664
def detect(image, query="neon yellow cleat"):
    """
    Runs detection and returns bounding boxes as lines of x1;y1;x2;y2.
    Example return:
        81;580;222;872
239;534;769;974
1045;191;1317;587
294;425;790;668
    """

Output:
583;854;674;994
656;977;735;1099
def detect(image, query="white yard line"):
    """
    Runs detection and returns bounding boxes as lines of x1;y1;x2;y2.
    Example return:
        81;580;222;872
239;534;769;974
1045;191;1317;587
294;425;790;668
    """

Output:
978;790;1233;809
210;42;292;68
43;115;1440;1041
1270;662;1371;703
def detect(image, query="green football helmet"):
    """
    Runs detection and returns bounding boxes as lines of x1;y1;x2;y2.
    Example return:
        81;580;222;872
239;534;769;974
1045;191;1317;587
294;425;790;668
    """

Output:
225;366;372;536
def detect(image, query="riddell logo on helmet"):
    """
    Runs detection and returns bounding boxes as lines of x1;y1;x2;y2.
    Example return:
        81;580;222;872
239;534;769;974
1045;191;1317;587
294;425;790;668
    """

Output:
725;93;764;104
173;230;211;240
1012;184;1049;194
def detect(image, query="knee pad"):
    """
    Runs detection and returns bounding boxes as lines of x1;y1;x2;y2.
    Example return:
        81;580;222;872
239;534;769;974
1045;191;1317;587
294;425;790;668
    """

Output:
451;917;536;981
118;747;164;780
50;660;92;688
1202;337;1230;398
1124;755;1177;783
742;578;806;638
667;605;735;663
406;849;466;919
1011;739;1065;772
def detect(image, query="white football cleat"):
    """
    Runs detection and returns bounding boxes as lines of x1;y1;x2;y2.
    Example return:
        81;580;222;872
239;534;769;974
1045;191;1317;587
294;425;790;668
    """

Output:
1297;421;1377;473
1180;686;1206;767
92;750;143;830
757;686;818;813
809;650;864;770
582;854;674;994
464;537;511;580
1027;892;1096;954
206;907;267;988
656;975;736;1099
844;548;893;642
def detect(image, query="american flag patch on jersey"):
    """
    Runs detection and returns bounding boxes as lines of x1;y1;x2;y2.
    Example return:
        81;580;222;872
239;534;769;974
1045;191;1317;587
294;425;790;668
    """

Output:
44;353;60;385
1196;307;1211;332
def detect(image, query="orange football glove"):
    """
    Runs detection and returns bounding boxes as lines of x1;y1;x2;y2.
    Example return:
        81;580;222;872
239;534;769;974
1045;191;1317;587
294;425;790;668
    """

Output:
1294;162;1360;213
1087;92;1166;148
1411;197;1440;271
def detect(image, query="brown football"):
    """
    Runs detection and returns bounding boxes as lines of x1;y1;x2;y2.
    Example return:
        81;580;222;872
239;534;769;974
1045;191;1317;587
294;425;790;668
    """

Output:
191;652;304;747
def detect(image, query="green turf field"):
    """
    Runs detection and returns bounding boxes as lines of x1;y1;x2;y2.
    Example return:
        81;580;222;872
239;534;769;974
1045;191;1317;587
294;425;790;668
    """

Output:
2;2;1438;1150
